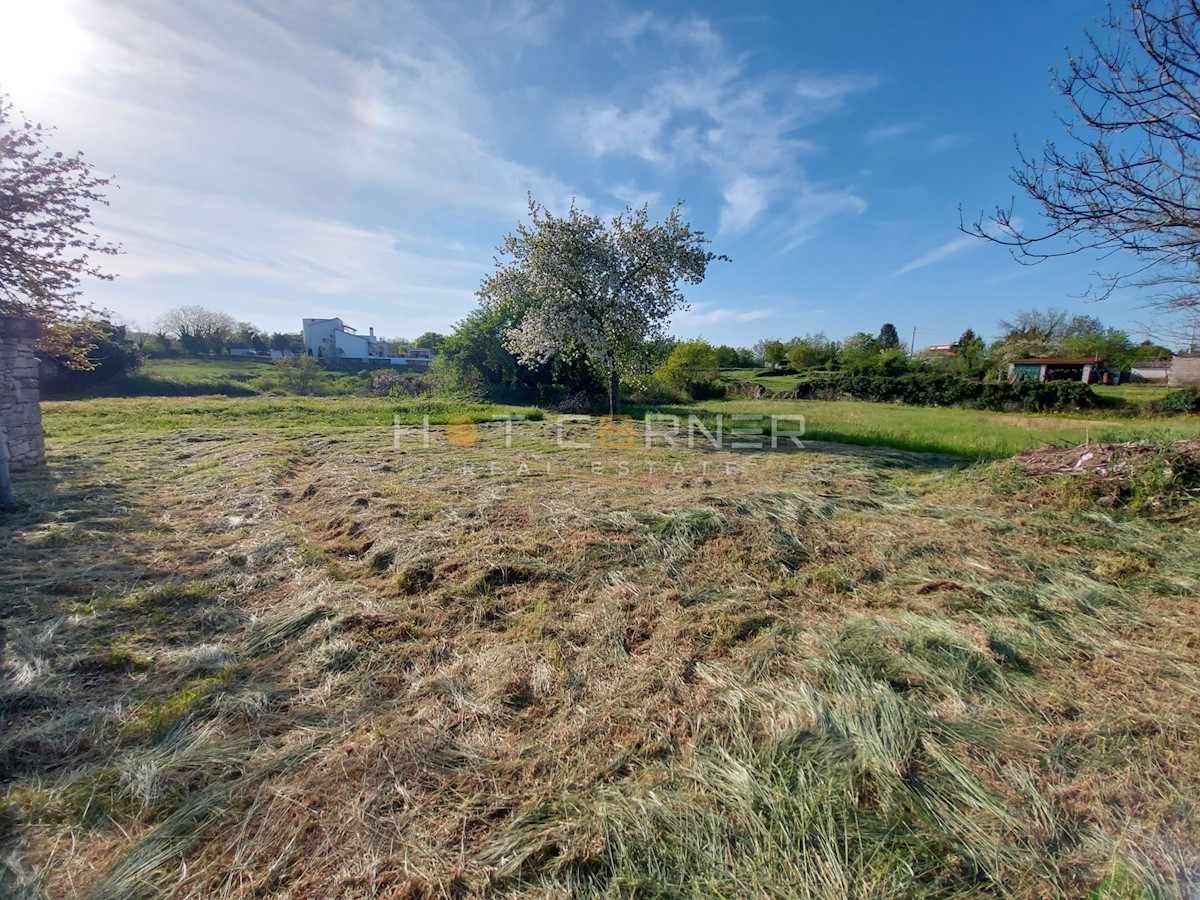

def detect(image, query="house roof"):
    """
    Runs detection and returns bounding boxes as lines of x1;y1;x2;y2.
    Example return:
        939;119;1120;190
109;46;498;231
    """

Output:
1130;360;1172;369
1011;358;1105;365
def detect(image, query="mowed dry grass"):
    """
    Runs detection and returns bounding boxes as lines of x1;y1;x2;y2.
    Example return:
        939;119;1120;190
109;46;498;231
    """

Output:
2;412;1199;897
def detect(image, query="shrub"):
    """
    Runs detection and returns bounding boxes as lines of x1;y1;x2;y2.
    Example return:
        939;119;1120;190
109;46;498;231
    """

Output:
685;379;726;401
1151;386;1200;414
369;369;434;398
776;373;1097;412
626;377;686;406
656;340;722;401
256;356;324;396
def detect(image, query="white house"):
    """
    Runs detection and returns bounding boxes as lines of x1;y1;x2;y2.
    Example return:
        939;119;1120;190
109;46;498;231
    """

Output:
302;318;385;361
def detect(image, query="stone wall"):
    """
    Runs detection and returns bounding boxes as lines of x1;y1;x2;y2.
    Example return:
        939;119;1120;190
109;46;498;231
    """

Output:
1169;354;1200;388
0;316;46;469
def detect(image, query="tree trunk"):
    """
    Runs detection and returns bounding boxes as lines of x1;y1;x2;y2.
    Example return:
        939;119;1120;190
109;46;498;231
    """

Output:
608;359;620;417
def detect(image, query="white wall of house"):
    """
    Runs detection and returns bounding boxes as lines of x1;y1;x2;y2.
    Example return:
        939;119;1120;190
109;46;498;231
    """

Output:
1129;363;1171;383
302;318;381;360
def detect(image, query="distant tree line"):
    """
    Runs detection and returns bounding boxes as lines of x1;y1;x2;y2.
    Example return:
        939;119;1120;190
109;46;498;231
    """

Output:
39;301;453;388
433;305;1181;409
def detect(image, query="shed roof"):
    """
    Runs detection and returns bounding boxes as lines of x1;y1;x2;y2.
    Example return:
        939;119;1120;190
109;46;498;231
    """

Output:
1130;360;1172;369
1011;358;1105;365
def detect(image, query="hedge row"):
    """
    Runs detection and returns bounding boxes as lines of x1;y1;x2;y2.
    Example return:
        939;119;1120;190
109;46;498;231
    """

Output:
772;373;1098;412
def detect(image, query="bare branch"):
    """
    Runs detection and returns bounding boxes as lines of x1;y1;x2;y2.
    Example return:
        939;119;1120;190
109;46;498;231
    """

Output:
967;2;1200;314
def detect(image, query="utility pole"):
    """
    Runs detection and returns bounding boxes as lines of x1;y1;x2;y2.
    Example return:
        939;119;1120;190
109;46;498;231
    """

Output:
909;326;917;356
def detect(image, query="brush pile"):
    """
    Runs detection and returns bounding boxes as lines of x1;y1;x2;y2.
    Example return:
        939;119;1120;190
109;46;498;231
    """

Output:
1013;439;1200;477
1013;439;1200;512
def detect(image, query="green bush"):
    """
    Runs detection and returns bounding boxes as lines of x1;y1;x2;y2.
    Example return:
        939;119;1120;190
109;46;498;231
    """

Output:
685;379;726;401
656;340;722;401
626;376;686;406
777;373;1097;412
1151;386;1200;414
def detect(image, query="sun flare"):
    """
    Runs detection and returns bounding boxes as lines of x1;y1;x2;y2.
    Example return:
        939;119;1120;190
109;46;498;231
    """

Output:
0;0;90;100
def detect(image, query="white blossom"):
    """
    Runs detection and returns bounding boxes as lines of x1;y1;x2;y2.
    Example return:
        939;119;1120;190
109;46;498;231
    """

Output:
478;198;725;414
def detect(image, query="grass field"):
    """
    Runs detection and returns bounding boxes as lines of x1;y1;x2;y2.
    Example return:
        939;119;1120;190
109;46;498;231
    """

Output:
42;358;381;400
42;394;1200;460
631;395;1200;458
140;358;276;382
1;395;1199;896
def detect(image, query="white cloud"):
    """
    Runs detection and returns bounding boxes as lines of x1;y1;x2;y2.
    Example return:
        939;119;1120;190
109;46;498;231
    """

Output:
719;176;772;235
608;11;654;43
927;133;967;153
793;73;878;103
97;181;479;293
574;105;667;162
609;182;663;210
674;305;774;327
894;217;1018;276
87;181;484;336
893;234;977;275
866;120;921;142
778;188;870;254
605;11;721;53
83;179;485;333
569;15;872;242
670;16;724;52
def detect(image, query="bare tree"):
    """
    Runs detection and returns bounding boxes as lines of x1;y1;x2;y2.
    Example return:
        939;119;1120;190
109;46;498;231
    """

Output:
969;0;1200;322
158;305;236;354
997;308;1106;342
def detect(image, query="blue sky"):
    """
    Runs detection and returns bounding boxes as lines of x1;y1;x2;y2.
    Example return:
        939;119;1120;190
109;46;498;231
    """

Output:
0;0;1177;348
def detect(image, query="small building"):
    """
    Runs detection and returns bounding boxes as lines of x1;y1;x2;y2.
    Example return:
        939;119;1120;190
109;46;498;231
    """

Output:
300;318;435;370
227;344;260;358
302;318;386;361
1129;359;1172;383
1008;357;1107;384
1169;353;1200;387
923;342;958;357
